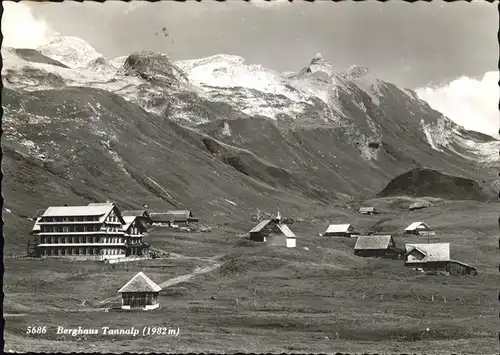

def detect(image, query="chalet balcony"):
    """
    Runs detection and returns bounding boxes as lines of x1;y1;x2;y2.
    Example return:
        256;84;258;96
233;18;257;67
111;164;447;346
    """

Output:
37;242;127;247
38;231;126;235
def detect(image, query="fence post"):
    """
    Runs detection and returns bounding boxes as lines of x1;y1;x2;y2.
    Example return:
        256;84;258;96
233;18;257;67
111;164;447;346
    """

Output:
443;296;447;303
431;294;434;302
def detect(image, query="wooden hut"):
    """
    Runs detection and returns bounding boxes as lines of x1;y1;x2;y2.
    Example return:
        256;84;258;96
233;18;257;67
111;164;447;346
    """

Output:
324;224;359;237
409;201;431;211
354;235;403;259
117;272;162;310
248;219;296;248
359;207;380;215
404;222;435;236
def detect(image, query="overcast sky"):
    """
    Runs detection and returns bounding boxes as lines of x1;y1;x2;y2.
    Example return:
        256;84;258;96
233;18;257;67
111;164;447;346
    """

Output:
2;1;499;136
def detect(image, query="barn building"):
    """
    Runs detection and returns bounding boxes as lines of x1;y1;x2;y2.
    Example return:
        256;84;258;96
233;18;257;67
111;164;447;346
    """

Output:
404;222;435;236
359;207;380;215
31;202;150;260
150;210;198;226
323;224;359;237
405;243;477;275
248;218;296;248
354;235;403;259
117;272;162;310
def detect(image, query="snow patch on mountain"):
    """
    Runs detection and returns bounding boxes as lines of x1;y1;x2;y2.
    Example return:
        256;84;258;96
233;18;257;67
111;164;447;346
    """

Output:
107;148;131;177
338;66;383;105
221;122;232;137
176;54;305;102
176;54;348;121
420;116;455;151
109;56;128;69
38;36;103;68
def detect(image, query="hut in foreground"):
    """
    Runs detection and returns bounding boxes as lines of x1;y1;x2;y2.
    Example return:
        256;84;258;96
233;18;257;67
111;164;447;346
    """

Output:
117;272;162;310
354;235;403;259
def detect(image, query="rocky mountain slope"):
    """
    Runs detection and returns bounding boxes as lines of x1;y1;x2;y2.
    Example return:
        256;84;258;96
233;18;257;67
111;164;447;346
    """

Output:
2;37;498;243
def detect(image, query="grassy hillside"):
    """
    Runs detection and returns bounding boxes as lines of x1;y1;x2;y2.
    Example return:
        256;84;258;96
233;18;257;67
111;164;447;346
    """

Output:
4;199;498;353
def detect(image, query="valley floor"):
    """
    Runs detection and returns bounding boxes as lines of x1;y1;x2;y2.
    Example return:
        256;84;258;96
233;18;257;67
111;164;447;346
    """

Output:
4;199;499;354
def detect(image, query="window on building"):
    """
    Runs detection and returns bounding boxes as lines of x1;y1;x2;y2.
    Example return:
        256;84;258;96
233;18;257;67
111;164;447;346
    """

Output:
63;227;69;233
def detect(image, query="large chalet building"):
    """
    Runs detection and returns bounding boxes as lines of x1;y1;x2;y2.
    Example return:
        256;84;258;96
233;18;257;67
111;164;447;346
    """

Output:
30;202;150;260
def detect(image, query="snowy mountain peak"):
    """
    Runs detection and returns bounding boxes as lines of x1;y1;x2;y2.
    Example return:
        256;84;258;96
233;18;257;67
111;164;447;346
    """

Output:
303;52;334;79
311;52;324;63
175;54;246;73
37;36;103;69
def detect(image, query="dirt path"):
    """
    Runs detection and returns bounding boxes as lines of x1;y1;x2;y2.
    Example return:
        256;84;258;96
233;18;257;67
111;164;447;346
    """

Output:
158;262;222;288
97;252;224;307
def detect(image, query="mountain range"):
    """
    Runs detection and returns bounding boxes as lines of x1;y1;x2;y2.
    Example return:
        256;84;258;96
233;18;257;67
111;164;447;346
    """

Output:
2;36;498;250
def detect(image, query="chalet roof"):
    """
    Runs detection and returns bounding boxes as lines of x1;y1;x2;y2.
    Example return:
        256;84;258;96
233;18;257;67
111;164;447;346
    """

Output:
405;222;431;231
42;203;115;219
249;219;272;233
122;210;148;217
405;243;450;263
355;235;393;250
122;216;138;231
325;224;351;233
278;224;296;239
33;208;47;219
117;272;162;293
359;207;375;212
32;217;42;232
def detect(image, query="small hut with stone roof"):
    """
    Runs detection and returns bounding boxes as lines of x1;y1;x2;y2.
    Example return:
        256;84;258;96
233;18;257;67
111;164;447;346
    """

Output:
117;272;162;310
